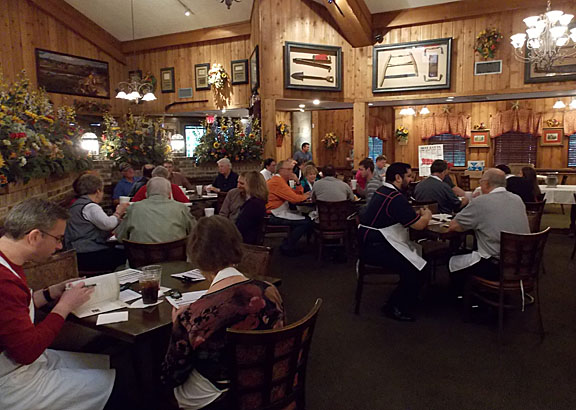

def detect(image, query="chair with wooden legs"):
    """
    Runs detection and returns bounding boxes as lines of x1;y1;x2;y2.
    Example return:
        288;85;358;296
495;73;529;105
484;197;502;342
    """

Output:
123;237;188;268
525;200;546;233
354;258;399;314
314;200;354;261
237;244;274;279
456;174;471;192
465;228;550;343
226;299;322;410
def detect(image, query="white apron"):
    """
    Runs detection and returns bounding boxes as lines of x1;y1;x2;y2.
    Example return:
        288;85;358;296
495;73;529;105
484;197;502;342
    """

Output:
359;183;427;271
0;255;115;410
271;200;305;220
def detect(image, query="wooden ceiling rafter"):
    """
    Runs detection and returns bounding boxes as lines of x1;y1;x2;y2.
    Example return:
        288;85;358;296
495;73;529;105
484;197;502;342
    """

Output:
121;21;252;54
27;0;126;64
322;0;374;47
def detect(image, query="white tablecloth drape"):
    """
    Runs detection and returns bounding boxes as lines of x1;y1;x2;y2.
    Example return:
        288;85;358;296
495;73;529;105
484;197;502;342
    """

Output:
539;185;576;205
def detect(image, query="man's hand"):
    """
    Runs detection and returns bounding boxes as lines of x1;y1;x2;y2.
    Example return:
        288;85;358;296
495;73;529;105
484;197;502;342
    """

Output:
448;219;464;232
49;277;86;300
208;186;221;193
52;282;94;319
289;173;299;182
460;196;470;207
116;202;129;216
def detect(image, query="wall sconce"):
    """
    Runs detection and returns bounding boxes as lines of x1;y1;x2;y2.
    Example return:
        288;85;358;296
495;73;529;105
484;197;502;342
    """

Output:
80;132;99;156
569;99;576;109
553;100;566;109
419;107;430;115
400;107;416;116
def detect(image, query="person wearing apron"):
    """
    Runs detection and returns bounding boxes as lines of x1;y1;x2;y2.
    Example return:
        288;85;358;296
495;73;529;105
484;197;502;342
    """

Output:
0;198;116;410
358;163;432;322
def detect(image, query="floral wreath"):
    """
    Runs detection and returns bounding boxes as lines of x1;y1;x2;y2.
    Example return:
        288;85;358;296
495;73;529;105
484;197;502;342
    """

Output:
276;122;289;136
321;132;339;149
395;126;408;142
475;28;503;60
473;122;488;130
208;64;229;89
545;118;561;128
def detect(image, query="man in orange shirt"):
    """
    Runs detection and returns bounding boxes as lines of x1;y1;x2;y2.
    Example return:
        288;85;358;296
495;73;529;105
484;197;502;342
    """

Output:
266;160;312;256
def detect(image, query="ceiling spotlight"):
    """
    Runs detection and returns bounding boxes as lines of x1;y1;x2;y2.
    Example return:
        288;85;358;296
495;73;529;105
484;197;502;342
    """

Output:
368;103;374;106
177;0;193;16
446;96;454;100
420;107;430;115
313;99;320;105
184;10;191;16
299;104;306;108
553;100;566;109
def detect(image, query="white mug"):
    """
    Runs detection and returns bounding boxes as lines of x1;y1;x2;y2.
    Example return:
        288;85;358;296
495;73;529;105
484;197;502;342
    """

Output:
119;196;130;204
196;185;203;195
204;208;215;217
289;180;295;188
351;179;358;190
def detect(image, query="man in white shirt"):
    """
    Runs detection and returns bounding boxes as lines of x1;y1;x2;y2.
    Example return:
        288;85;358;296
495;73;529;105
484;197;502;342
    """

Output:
260;158;276;181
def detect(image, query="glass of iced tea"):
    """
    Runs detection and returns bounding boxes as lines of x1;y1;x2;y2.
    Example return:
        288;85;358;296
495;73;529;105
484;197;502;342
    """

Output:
140;265;161;304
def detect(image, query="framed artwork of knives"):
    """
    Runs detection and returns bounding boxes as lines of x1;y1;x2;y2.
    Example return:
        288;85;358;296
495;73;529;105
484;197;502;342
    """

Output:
372;38;452;93
284;42;342;91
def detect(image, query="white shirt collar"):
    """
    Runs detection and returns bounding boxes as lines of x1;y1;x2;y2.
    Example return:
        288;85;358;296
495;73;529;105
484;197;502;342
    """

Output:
430;175;443;182
210;266;246;286
488;187;507;194
505;174;514;179
383;182;399;191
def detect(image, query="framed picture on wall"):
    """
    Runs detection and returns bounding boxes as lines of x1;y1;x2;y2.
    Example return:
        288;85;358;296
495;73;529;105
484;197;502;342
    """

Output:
541;128;564;146
231;59;249;85
469;130;490;147
160;67;175;93
195;63;210;90
372;38;452;93
524;48;576;83
35;48;110;98
284;42;342;92
250;46;260;92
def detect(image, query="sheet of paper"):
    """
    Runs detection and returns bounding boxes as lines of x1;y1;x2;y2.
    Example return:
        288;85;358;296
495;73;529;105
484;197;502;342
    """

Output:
75;300;128;318
96;311;128;325
158;286;171;297
129;299;164;309
67;273;122;317
166;290;207;309
119;289;141;303
171;269;206;281
116;268;144;285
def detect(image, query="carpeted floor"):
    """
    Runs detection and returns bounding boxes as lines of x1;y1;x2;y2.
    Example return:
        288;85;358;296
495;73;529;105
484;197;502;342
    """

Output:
268;215;576;410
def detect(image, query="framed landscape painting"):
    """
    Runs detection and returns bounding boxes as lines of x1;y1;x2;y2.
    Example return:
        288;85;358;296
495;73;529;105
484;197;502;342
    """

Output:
541;128;563;146
373;38;452;93
36;49;110;98
525;47;576;83
469;130;490;147
160;67;175;93
250;46;260;92
231;59;249;85
284;42;342;92
195;63;210;90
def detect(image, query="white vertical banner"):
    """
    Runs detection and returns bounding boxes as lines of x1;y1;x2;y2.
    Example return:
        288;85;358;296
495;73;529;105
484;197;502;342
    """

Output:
418;144;444;177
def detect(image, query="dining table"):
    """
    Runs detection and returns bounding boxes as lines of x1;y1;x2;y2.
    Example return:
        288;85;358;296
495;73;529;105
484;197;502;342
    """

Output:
539;185;576;205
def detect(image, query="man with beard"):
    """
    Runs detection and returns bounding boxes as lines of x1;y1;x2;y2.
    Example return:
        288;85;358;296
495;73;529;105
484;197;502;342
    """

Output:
358;163;432;322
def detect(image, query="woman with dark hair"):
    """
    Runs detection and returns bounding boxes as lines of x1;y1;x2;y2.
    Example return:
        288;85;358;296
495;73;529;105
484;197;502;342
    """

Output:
521;166;541;202
235;171;268;244
161;216;285;409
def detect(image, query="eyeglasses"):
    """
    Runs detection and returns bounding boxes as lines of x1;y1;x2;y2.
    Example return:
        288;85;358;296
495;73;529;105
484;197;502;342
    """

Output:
40;231;64;243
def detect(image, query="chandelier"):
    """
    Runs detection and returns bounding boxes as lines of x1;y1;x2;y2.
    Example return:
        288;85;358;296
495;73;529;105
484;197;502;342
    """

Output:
510;1;576;71
115;0;157;102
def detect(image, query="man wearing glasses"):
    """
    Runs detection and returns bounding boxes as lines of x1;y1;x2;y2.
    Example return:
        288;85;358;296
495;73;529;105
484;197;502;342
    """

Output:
266;159;312;256
0;199;117;409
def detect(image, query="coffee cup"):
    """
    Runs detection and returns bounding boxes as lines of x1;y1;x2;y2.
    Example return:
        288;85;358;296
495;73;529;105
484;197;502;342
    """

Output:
140;265;161;304
119;196;130;204
351;179;358;190
196;185;203;196
289;180;295;188
204;208;215;217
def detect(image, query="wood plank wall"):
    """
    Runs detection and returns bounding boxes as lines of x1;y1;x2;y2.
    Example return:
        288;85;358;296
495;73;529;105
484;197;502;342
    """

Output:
275;111;292;161
0;0;126;114
125;37;252;115
394;97;574;169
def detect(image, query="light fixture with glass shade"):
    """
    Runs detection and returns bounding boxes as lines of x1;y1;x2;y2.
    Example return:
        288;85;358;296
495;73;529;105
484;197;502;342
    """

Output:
570;99;576;109
115;0;157;103
510;0;576;71
80;132;100;156
553;100;566;109
170;134;186;154
420;107;430;115
400;107;416;116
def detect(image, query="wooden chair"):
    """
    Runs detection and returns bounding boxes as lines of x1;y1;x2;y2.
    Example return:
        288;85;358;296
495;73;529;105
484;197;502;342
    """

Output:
354;258;399;314
465;228;550;343
23;249;79;291
216;191;228;214
314;200;354;261
411;200;439;215
525;200;546;233
263;215;290;239
456;174;471;191
123;237;188;268
536;193;545;202
237;244;273;278
226;299;322;410
406;181;419;198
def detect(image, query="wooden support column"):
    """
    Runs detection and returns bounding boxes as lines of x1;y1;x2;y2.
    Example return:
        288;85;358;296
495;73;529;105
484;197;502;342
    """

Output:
261;98;276;160
311;111;320;165
353;102;368;168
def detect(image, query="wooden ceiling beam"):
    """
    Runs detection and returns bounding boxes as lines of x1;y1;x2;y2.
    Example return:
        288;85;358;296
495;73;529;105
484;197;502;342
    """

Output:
373;0;575;30
323;0;373;47
121;22;251;54
27;0;125;64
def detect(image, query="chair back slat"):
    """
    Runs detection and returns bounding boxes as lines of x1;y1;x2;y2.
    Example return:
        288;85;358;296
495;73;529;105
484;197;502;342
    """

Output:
23;249;79;291
123;237;188;268
237;244;273;278
411;201;439;215
499;228;550;283
227;299;322;410
316;200;352;231
525;200;546;233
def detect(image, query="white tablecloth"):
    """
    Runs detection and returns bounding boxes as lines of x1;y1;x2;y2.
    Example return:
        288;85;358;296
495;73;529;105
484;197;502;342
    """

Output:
539;185;576;205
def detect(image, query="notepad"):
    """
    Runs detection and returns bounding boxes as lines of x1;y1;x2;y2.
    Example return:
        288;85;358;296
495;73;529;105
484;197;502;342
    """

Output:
171;269;206;281
67;272;128;318
96;311;128;325
166;290;207;309
116;268;144;285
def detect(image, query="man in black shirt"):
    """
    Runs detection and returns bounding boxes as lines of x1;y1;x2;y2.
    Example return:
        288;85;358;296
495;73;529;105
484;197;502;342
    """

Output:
359;163;432;321
210;158;239;193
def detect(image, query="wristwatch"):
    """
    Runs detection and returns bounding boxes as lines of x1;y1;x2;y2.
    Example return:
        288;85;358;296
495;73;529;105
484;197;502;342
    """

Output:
43;287;54;302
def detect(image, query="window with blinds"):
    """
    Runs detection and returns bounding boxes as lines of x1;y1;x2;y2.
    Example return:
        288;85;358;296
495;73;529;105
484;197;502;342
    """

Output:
494;132;538;165
428;134;466;167
569;134;576;167
368;137;383;160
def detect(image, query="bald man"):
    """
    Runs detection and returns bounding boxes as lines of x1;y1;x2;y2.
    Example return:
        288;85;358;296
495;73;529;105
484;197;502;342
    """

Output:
448;168;530;281
115;177;195;244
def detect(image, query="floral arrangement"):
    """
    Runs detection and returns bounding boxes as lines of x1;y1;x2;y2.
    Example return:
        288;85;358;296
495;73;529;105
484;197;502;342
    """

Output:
473;122;488;130
545;118;561;128
100;113;170;167
321;132;339;150
395;126;409;143
475;28;503;59
192;116;264;164
0;72;91;186
208;64;229;90
276;122;289;136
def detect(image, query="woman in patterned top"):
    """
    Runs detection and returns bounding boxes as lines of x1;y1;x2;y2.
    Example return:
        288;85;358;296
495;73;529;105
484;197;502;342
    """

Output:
161;215;285;410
